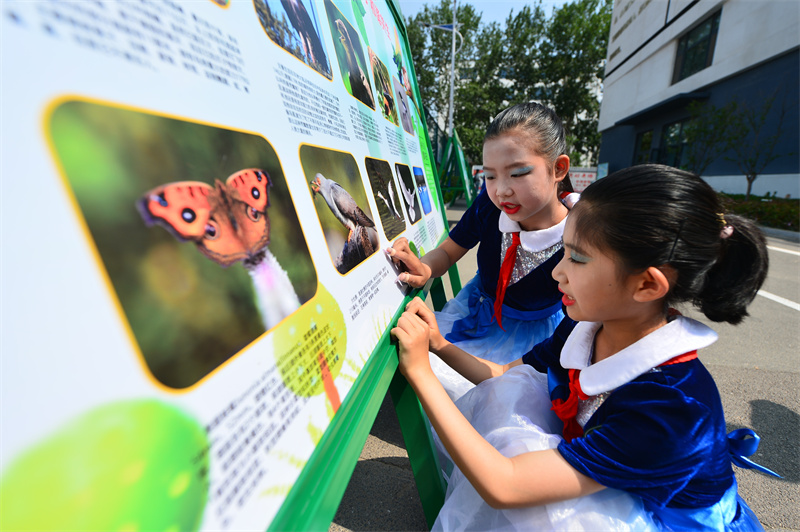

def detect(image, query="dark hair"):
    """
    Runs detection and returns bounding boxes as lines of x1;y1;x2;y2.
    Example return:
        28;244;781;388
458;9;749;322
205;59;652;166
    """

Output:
571;164;768;324
485;102;567;164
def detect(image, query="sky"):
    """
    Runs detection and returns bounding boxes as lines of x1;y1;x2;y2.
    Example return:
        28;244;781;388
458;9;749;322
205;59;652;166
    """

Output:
395;0;571;26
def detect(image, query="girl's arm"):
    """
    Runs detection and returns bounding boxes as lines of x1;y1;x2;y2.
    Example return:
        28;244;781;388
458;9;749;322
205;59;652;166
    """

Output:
404;298;520;384
387;237;468;288
391;309;605;509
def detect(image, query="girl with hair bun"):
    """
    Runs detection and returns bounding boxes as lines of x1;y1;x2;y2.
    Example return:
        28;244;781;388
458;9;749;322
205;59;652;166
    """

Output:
393;164;774;530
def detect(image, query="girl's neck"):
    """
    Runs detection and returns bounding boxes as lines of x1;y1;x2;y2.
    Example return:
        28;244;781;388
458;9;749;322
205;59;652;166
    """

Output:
592;312;669;364
519;199;568;232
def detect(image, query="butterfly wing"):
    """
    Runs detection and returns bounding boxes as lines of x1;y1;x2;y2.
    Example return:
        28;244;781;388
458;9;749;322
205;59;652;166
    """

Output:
225;168;272;253
138;180;249;267
139;181;215;240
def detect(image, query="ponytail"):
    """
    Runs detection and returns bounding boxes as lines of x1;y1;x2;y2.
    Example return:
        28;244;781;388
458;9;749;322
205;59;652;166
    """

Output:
572;164;769;325
696;214;768;324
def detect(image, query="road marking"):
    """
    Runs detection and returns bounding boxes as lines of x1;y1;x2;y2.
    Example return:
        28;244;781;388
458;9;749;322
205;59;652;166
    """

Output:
758;290;800;311
767;245;800;257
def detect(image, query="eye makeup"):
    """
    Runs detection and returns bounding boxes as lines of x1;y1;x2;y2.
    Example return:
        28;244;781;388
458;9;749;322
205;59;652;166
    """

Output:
509;165;533;177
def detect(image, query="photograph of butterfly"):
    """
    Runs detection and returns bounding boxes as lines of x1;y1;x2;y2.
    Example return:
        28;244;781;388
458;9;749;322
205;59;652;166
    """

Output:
47;98;317;389
139;168;302;333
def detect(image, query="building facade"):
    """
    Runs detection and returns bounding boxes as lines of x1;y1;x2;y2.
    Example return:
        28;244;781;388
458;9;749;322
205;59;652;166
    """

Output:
598;0;799;198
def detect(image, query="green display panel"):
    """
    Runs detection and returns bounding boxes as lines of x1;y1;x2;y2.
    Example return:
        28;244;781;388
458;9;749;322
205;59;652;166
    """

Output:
0;1;450;530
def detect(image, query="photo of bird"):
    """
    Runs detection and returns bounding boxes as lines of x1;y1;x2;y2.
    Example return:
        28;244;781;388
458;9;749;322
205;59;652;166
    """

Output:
253;0;332;79
280;0;330;75
333;17;375;109
364;157;405;242
396;164;421;224
369;49;397;125
394;75;414;134
310;172;379;273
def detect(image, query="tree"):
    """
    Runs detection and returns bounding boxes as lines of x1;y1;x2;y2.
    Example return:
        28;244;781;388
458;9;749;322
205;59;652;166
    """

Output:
405;0;612;166
682;99;737;176
725;92;795;200
505;0;612;165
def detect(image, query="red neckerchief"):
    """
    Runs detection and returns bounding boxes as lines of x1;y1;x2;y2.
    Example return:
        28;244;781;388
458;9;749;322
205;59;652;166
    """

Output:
494;232;520;330
551;350;699;442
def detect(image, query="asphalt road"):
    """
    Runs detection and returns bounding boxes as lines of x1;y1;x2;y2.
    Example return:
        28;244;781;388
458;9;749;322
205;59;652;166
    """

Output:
330;228;799;532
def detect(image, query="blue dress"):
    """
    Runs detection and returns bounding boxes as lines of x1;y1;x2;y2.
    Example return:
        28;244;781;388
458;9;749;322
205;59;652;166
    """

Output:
432;317;767;531
432;190;567;399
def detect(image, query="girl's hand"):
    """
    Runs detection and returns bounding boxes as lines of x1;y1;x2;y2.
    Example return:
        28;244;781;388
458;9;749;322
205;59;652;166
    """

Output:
386;238;431;288
391;307;432;380
404;297;448;352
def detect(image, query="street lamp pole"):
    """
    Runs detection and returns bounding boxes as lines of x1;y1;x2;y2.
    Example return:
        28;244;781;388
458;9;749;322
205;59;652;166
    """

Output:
420;5;462;138
447;0;457;137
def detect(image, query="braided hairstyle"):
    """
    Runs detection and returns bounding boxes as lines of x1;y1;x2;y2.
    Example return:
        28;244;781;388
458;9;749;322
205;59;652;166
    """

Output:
570;164;768;324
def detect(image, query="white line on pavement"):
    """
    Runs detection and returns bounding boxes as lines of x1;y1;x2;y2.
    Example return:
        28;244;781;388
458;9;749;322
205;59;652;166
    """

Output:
767;245;800;257
757;290;800;311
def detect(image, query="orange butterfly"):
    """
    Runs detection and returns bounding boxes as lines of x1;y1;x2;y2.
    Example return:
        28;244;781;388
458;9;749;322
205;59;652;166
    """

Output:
139;168;272;267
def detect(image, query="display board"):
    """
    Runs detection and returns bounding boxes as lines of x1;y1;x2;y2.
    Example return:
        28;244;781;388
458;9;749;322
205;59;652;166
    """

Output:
0;1;448;530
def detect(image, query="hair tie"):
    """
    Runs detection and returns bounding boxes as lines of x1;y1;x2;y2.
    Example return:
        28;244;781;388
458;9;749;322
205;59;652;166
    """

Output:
717;213;727;226
720;225;734;239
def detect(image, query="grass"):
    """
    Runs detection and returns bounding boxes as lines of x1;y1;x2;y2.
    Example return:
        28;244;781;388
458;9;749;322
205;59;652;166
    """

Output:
719;193;799;232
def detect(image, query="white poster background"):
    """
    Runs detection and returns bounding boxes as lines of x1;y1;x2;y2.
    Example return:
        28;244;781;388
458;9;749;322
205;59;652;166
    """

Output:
0;0;445;530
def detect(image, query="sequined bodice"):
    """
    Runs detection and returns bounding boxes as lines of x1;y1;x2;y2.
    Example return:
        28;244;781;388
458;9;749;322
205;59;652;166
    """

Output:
500;233;563;286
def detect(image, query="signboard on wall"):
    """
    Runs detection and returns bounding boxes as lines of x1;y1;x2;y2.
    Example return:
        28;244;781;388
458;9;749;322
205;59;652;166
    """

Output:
569;167;598;192
0;1;444;530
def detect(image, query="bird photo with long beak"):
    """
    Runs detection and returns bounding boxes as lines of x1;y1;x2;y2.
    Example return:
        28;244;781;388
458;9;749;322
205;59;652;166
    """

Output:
301;145;379;274
325;1;375;110
253;0;332;79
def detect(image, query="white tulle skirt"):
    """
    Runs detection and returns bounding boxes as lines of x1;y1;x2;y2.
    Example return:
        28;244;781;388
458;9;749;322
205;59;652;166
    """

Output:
431;365;658;532
433;275;564;402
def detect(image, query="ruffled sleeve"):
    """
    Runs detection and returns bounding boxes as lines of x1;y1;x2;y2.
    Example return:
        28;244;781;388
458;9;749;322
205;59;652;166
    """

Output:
557;370;734;509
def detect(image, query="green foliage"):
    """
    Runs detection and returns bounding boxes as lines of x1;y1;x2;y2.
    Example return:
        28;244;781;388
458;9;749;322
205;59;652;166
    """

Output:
720;193;799;232
682;99;738;176
724;92;796;200
404;0;612;165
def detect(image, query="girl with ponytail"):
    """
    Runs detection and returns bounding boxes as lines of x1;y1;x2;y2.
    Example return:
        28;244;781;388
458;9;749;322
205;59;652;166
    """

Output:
392;164;773;530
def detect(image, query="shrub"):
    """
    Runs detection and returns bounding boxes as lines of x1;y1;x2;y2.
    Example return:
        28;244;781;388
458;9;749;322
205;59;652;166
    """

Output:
719;193;799;232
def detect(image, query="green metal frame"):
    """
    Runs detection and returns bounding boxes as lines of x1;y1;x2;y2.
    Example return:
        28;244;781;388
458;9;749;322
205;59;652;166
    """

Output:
267;1;462;530
438;132;476;208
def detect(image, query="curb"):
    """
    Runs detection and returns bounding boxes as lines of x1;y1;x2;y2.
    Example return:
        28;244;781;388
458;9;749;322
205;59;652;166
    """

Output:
759;225;800;243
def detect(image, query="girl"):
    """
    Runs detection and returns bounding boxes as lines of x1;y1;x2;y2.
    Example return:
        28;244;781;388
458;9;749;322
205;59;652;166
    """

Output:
392;164;771;531
387;102;576;400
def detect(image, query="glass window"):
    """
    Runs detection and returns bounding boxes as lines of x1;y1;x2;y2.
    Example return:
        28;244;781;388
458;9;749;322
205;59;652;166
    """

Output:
633;130;653;164
659;120;691;168
672;10;721;84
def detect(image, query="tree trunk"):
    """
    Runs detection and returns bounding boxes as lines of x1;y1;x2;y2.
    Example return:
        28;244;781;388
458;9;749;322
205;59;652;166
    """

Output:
745;174;756;201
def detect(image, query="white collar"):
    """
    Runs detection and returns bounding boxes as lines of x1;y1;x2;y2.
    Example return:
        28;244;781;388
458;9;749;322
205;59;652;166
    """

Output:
498;212;566;252
560;317;718;396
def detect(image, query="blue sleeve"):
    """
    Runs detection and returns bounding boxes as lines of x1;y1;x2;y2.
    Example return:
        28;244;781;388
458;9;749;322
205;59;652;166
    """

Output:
448;188;494;250
556;378;728;509
521;316;576;373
